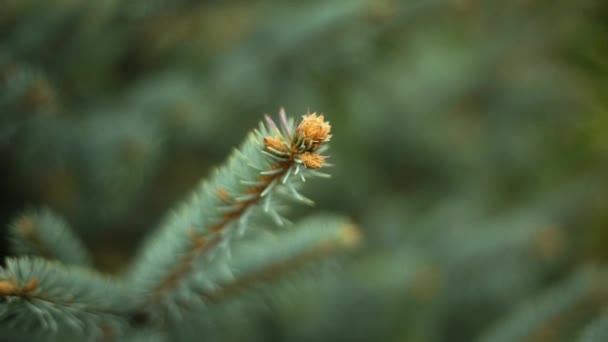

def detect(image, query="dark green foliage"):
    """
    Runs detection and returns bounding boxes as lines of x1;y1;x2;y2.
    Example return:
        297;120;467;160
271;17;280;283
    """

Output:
2;0;608;341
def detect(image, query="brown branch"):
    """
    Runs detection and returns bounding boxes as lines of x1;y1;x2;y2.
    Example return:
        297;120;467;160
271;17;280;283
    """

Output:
151;162;291;302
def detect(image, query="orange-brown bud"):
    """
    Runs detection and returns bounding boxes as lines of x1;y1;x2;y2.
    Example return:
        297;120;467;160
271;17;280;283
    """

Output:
264;136;287;152
299;152;325;169
0;280;16;296
16;216;35;239
296;113;331;147
22;279;39;294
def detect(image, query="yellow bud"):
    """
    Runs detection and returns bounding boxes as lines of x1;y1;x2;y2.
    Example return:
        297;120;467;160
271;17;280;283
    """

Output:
0;280;16;296
264;136;287;153
296;113;331;149
299;152;325;169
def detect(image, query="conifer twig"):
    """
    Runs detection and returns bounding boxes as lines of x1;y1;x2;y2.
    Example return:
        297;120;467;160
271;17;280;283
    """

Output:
129;109;335;318
196;216;361;303
9;209;92;267
0;258;135;338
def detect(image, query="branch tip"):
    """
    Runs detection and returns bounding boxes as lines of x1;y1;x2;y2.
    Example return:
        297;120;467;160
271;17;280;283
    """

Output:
339;224;363;248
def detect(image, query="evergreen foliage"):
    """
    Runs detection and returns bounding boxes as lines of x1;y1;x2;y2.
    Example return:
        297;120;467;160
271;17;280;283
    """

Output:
2;0;608;341
0;111;358;341
0;258;135;339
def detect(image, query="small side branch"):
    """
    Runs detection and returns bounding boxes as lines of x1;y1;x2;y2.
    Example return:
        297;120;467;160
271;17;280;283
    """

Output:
197;216;361;303
9;209;92;267
0;258;136;338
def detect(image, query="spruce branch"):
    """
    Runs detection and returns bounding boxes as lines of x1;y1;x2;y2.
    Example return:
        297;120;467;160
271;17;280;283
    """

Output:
0;258;136;339
192;214;360;304
129;109;335;318
8;209;92;267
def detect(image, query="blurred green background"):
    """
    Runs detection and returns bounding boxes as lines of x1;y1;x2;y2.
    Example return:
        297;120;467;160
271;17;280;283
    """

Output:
2;0;608;341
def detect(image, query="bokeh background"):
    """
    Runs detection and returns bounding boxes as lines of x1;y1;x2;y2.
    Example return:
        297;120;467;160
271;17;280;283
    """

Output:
2;0;608;341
